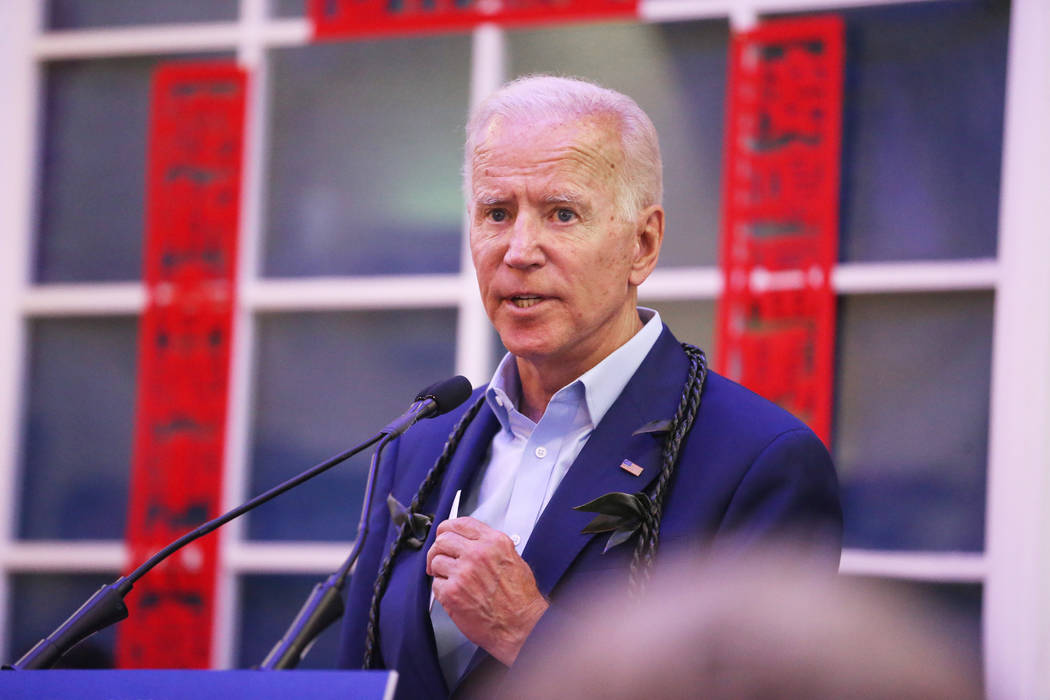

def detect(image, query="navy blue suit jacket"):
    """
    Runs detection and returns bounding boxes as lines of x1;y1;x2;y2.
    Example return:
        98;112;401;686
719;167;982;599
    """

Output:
338;327;842;698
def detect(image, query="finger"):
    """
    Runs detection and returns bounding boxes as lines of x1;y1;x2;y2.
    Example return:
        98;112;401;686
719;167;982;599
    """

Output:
435;516;489;539
426;530;470;572
428;551;458;580
431;576;449;604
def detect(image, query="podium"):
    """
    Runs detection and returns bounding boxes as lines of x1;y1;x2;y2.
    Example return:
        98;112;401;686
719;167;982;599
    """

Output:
0;669;397;699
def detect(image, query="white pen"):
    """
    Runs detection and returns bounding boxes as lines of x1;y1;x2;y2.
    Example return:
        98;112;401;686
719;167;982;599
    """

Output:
429;489;462;611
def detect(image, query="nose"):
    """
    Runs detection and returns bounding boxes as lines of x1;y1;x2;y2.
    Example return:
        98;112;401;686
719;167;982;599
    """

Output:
503;214;545;269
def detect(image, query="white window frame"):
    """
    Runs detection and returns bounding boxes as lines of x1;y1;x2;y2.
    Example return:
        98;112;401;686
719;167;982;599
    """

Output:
0;0;1047;695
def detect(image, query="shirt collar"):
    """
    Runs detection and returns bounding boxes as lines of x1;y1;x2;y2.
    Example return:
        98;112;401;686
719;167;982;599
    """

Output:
484;307;663;433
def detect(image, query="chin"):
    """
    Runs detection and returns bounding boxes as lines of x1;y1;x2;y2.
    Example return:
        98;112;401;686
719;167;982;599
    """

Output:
497;333;558;362
500;340;547;361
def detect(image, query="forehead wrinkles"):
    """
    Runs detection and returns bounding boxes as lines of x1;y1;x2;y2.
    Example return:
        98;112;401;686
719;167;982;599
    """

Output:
471;117;625;198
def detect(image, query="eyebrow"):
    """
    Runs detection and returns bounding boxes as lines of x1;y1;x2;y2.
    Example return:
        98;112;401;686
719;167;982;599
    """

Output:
542;192;593;216
541;193;586;206
473;194;509;207
471;190;591;209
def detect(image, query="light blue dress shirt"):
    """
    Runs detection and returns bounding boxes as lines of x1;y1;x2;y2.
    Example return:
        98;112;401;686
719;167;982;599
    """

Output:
430;308;664;688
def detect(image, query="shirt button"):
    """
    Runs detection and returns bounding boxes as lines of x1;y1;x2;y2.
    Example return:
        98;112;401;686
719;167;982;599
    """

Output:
511;534;521;546
534;446;547;458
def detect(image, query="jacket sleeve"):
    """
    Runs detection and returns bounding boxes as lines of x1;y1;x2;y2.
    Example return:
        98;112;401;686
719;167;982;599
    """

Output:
715;427;843;570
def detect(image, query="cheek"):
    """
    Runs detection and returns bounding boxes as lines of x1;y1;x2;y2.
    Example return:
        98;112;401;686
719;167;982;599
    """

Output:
588;243;635;300
587;235;630;272
470;240;497;274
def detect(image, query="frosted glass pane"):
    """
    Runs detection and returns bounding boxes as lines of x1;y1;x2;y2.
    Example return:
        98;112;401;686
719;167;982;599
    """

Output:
271;0;305;17
237;575;342;669
19;318;138;540
833;292;992;551
841;577;981;666
247;309;457;541
36;54;230;283
507;21;728;268
788;0;1008;262
47;0;236;29
263;37;470;277
9;573;119;669
646;300;716;359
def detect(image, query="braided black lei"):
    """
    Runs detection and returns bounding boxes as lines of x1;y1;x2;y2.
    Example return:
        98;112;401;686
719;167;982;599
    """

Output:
363;343;707;668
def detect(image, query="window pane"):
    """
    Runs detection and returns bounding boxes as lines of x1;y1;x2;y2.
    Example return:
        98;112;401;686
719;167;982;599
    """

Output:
236;574;342;669
247;309;458;541
507;20;729;268
8;573;119;669
840;577;982;669
773;0;1008;262
47;0;237;29
36;54;231;283
19;317;138;540
646;300;716;359
834;292;992;551
263;37;470;277
271;0;305;18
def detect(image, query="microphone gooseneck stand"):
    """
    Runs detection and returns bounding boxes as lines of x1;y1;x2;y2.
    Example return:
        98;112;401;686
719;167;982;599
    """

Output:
258;375;473;669
4;376;472;671
257;435;395;670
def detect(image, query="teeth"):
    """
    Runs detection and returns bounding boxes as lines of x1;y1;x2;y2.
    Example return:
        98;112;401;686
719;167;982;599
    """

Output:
512;296;541;308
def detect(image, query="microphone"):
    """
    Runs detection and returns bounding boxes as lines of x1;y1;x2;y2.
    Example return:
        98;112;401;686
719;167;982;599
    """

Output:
6;376;473;671
381;375;473;438
258;375;474;670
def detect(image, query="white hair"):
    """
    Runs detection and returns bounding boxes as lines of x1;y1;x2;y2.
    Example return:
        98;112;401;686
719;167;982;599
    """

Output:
464;74;663;221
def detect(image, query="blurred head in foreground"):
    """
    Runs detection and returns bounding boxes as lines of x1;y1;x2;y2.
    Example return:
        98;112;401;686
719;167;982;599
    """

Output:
498;547;981;700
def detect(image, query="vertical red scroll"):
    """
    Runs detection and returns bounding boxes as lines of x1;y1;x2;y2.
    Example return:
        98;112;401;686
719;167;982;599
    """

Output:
117;63;247;668
310;0;638;40
716;17;844;445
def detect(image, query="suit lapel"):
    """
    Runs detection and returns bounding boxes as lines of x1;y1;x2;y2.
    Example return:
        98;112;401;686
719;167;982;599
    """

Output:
385;398;500;697
426;398;501;530
522;329;687;596
456;329;688;690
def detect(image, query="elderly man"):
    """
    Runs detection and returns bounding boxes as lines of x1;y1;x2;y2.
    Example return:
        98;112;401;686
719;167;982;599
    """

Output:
338;75;842;699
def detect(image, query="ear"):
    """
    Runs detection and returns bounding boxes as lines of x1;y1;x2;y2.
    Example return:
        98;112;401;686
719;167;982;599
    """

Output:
628;205;664;287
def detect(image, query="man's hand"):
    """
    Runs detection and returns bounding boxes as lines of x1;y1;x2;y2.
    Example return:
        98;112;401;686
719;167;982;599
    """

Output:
426;516;549;666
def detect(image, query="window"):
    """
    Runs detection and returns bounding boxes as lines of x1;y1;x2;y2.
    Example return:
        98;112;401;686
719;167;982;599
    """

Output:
1;0;1046;692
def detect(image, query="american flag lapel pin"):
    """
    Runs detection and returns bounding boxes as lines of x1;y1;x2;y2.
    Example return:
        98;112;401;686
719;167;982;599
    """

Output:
619;459;644;477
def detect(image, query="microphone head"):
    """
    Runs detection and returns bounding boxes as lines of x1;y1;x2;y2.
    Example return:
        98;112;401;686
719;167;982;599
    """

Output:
415;375;473;416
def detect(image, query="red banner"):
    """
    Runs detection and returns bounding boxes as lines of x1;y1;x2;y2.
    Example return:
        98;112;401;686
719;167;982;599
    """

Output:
118;63;247;668
311;0;638;40
716;17;844;445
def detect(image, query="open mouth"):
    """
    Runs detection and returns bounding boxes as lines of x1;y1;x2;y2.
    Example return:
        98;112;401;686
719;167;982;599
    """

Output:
510;295;543;308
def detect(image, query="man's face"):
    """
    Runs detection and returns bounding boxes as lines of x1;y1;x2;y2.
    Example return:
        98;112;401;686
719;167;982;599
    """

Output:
469;116;661;380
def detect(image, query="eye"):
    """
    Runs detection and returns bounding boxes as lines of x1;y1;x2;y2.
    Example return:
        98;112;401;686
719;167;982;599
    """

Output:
488;208;508;223
554;208;576;223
